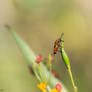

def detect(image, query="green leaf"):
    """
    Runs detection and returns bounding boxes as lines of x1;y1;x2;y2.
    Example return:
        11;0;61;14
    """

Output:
6;25;68;92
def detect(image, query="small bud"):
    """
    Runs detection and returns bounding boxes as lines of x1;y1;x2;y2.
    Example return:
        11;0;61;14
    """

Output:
56;83;62;92
35;54;43;64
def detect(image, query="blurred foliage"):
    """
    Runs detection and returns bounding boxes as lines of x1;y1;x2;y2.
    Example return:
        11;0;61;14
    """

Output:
0;0;92;92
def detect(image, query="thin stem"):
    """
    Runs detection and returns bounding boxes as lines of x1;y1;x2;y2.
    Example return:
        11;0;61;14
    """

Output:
48;54;52;83
67;65;78;92
38;64;43;82
49;54;52;76
32;65;42;82
47;85;51;92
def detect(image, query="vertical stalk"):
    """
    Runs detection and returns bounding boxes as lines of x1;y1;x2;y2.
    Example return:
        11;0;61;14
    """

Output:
67;65;78;92
48;54;52;83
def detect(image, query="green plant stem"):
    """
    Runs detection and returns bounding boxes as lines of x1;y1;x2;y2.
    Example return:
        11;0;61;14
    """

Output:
32;65;42;82
48;54;52;82
60;41;78;92
67;65;78;92
38;64;43;82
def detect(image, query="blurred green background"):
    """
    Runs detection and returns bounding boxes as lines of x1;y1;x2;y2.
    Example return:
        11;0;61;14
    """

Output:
0;0;92;92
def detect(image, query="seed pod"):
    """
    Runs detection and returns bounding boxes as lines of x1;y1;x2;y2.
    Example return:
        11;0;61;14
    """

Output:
35;54;43;64
60;41;70;68
60;41;78;92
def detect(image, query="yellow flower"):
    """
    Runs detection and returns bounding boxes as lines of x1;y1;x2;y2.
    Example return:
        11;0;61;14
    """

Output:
37;82;47;91
42;89;47;92
51;88;58;92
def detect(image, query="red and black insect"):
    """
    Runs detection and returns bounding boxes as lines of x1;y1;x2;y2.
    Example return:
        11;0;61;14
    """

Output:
53;33;64;54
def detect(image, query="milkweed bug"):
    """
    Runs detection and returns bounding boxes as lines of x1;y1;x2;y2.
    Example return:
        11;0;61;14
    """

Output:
53;33;64;55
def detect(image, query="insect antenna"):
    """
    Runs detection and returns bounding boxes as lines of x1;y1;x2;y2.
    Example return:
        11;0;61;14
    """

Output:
60;33;64;42
61;32;64;39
